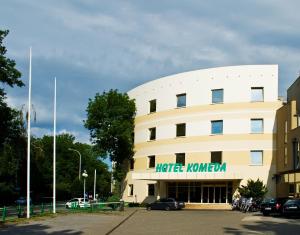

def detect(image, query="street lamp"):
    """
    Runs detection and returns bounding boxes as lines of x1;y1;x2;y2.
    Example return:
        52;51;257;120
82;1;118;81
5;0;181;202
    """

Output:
68;148;81;180
82;170;88;203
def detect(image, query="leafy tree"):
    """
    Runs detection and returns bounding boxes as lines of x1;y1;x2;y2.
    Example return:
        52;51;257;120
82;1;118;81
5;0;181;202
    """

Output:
85;89;136;184
0;29;24;149
238;178;268;200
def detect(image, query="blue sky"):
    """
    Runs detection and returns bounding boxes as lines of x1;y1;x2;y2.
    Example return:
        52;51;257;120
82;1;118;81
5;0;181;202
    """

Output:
1;0;300;145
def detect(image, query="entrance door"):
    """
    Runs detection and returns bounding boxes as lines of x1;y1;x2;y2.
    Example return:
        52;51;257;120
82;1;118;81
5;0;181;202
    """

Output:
203;187;209;203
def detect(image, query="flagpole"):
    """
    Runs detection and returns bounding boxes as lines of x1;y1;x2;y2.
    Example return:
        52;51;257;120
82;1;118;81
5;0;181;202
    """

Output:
53;77;56;213
26;47;32;219
94;169;96;200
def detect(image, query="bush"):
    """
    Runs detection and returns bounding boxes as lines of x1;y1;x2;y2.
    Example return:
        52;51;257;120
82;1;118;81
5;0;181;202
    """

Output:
238;178;268;200
107;194;120;202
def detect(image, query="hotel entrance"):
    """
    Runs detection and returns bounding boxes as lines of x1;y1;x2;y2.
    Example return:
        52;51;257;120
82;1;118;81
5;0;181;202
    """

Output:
166;181;233;203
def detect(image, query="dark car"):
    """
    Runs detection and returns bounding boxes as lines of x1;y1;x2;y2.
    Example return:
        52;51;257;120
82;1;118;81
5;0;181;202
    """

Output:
260;197;290;216
146;198;185;211
282;199;300;217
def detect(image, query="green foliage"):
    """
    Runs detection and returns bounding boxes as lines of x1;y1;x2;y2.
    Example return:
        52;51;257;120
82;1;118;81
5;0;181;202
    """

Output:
107;194;120;202
238;178;268;199
85;89;136;182
0;29;24;149
0;30;23;90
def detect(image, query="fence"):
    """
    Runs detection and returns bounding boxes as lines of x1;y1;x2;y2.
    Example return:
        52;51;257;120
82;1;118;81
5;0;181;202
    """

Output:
1;201;124;222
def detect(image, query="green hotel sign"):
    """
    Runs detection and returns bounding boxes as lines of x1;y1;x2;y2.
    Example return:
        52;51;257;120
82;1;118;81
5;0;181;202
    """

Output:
155;163;227;173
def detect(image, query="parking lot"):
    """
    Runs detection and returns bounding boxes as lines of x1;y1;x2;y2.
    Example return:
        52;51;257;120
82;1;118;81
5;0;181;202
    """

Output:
0;209;300;234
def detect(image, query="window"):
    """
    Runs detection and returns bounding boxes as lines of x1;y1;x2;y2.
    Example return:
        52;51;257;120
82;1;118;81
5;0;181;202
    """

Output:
251;119;263;133
285;121;288;143
211;120;223;134
149;99;156;113
148;155;155;168
284;146;288;166
149;127;156;140
176;123;186;137
211;151;222;164
251;87;264;102
129;158;134;170
176;93;186;107
212;89;224;104
176;153;185;166
250;150;263;165
148;184;155;196
128;184;134;196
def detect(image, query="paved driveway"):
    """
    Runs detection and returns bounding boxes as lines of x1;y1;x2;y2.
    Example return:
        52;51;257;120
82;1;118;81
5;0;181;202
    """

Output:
1;209;300;235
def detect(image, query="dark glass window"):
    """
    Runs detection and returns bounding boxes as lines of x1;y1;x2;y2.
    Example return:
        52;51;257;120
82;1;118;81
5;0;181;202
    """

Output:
149;127;156;140
176;153;185;166
129;184;133;196
211;120;223;134
148;155;155;168
211;151;222;164
148;184;155;196
129;158;134;170
177;93;186;107
149;99;156;113
176;123;186;137
212;89;224;103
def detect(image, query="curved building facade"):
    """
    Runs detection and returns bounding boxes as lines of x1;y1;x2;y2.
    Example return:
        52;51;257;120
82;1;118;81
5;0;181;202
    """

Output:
123;65;282;207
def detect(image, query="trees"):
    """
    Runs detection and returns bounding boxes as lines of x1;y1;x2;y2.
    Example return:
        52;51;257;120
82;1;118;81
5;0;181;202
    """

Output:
238;178;268;200
85;89;136;184
0;29;24;149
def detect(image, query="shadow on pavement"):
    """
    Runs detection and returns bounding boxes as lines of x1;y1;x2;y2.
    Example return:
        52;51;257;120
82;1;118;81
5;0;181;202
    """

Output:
0;223;82;235
224;218;300;235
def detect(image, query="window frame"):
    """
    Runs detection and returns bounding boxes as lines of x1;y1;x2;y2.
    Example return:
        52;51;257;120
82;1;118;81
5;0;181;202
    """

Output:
148;155;155;169
176;123;186;137
149;99;156;113
250;150;263;166
148;184;155;196
176;93;186;108
149;127;156;141
176;153;185;166
251;87;264;102
251;118;264;134
211;89;224;104
211;151;222;164
129;158;134;170
211;120;223;135
128;184;134;196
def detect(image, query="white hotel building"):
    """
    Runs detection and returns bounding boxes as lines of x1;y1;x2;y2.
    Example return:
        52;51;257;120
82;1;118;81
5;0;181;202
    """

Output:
122;65;282;208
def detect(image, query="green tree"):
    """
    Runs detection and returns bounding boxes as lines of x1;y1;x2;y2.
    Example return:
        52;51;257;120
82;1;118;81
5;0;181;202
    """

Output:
0;29;24;149
0;29;26;205
85;89;136;184
238;178;268;200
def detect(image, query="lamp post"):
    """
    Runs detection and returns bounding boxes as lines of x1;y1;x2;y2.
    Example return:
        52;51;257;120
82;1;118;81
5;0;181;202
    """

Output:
68;148;81;180
82;170;88;203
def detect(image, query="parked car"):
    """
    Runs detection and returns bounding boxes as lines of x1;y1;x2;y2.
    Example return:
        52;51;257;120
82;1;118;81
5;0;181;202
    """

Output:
146;198;185;211
260;197;290;216
65;198;90;208
282;199;300;216
15;197;32;205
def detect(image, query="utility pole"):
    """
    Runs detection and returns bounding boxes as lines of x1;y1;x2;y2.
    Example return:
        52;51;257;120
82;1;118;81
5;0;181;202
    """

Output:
93;169;96;200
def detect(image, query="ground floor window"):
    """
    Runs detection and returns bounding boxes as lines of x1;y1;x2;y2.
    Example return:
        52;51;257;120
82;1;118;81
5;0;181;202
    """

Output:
128;184;134;196
166;181;233;203
148;184;155;196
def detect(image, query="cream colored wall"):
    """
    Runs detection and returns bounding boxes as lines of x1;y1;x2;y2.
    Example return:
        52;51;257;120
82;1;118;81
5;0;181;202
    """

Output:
122;65;280;203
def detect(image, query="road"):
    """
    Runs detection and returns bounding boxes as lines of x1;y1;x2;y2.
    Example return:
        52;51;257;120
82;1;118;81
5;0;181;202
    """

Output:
0;209;300;234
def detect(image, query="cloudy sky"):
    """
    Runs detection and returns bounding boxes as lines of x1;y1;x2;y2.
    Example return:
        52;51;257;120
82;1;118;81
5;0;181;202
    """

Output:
1;0;300;144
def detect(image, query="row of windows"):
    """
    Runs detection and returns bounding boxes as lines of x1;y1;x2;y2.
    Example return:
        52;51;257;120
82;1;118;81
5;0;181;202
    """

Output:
148;119;264;140
129;150;264;170
128;184;155;197
148;87;264;113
